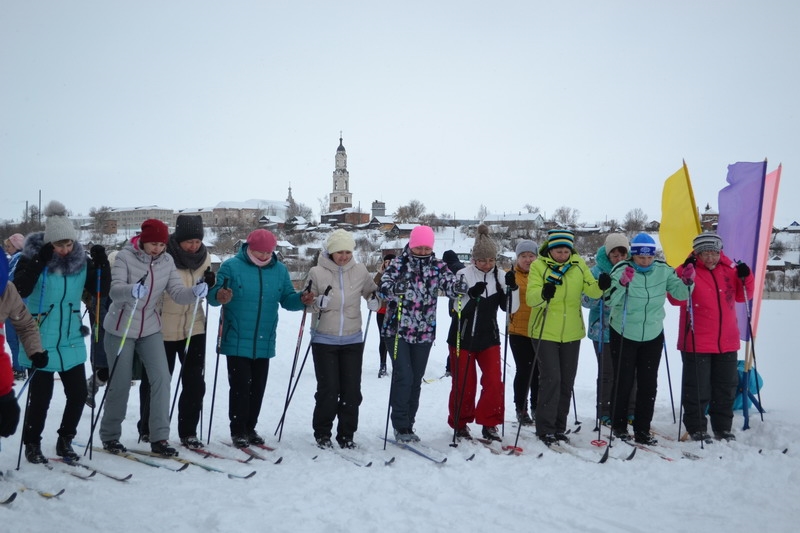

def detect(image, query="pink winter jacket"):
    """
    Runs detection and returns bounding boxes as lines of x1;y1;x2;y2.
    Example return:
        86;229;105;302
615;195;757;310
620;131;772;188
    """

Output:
669;252;755;354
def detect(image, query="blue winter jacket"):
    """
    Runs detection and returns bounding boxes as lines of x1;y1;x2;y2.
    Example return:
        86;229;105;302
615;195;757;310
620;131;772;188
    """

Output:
15;232;88;373
208;244;305;359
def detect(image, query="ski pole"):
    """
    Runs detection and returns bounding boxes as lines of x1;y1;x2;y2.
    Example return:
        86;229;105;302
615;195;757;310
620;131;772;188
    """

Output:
512;299;550;450
451;296;478;447
501;286;511;437
207;278;228;445
382;295;403;450
169;288;203;422
740;281;763;426
275;285;330;440
274;280;313;440
661;335;676;423
85;271;149;457
200;297;209;440
609;287;629;444
17;265;48;468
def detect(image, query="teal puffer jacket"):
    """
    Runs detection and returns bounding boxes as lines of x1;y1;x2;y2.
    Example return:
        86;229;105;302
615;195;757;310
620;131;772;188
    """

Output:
209;245;305;359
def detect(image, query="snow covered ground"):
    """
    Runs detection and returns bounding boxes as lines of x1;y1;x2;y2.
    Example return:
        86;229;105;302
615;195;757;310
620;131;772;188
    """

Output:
2;298;798;533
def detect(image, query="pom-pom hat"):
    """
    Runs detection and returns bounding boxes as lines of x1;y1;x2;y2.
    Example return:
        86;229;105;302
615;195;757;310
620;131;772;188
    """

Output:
630;233;657;256
43;201;78;244
472;224;498;259
326;229;355;254
693;233;723;253
409;225;435;249
139;219;170;245
247;229;277;254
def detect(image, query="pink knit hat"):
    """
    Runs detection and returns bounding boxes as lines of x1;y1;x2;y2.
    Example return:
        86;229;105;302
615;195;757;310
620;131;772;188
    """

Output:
8;233;24;251
247;229;277;253
408;225;435;249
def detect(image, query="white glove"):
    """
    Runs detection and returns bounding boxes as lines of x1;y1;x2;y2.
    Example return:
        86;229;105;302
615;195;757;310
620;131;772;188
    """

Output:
132;282;149;299
317;294;330;309
192;281;208;298
367;295;380;312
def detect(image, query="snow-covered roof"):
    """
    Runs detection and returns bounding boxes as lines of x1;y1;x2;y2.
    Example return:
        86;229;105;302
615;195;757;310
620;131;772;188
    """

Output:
215;199;288;210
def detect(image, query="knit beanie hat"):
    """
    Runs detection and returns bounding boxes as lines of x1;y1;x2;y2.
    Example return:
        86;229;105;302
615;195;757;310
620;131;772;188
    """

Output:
8;233;24;251
630;233;657;256
515;239;538;256
693;232;723;253
326;229;355;254
546;228;574;250
408;225;435;249
472;224;498;259
139;219;170;244
43;201;78;244
174;215;204;243
604;233;629;255
247;229;277;253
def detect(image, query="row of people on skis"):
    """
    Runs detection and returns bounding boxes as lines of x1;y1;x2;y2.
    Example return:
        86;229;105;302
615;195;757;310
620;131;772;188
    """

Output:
0;209;755;462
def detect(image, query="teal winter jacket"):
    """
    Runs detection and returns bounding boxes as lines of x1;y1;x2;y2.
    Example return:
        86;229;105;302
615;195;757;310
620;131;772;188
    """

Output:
607;258;690;342
208;245;305;359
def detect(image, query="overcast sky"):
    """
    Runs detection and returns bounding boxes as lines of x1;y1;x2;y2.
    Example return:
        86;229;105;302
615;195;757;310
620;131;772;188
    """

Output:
2;1;798;228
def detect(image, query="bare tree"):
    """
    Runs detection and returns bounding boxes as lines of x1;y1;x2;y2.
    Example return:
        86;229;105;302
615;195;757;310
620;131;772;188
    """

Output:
524;204;540;215
552;206;580;227
476;204;489;221
393;200;426;223
89;206;114;242
622;208;648;234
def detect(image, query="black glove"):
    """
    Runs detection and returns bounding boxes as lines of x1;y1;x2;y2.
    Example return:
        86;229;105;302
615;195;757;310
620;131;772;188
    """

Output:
683;254;696;268
505;270;518;290
37;242;55;265
30;351;49;369
736;262;751;278
393;280;409;294
0;391;21;438
90;245;109;268
541;282;556;301
468;281;487;299
203;268;216;287
598;273;612;291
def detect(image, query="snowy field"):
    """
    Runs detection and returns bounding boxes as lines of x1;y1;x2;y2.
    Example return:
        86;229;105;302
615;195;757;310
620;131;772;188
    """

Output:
2;298;799;533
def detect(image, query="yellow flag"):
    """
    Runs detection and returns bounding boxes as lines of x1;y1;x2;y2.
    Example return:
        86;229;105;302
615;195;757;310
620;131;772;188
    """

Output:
660;161;701;266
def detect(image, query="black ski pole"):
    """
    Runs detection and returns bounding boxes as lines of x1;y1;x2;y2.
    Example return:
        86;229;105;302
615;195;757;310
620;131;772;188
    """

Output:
609;287;629;445
451;297;478;447
274;280;312;438
382;295;403;449
512;299;550;450
207;278;228;445
169;288;202;422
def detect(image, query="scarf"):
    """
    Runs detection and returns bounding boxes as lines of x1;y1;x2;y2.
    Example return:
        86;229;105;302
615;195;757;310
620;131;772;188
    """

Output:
545;262;572;285
247;249;272;268
167;235;207;271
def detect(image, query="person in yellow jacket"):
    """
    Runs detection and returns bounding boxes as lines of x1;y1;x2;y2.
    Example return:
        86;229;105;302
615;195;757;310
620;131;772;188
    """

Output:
526;229;610;445
506;240;539;425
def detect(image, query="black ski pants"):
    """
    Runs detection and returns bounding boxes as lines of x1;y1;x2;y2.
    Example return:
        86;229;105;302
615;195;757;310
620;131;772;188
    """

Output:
23;364;87;444
311;342;364;441
681;351;738;434
610;329;663;435
226;356;270;438
509;334;538;413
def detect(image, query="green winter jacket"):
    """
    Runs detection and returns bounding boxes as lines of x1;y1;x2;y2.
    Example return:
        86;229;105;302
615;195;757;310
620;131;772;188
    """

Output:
607;259;690;342
526;250;603;343
208;244;305;359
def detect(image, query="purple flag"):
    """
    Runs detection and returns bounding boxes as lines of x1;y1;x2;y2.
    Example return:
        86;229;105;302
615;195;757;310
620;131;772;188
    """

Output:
716;161;767;341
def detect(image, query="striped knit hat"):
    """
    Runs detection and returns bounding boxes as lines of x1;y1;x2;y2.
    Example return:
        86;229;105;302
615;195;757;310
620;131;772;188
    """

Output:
693;233;723;253
546;228;574;251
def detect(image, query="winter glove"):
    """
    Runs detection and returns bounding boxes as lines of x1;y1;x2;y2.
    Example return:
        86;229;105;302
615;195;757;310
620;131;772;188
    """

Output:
468;281;488;299
367;294;380;312
203;268;216;288
37;242;55;265
736;261;751;278
30;351;49;369
505;270;518;290
90;245;110;268
131;281;149;299
619;266;635;287
453;279;469;296
541;282;556;302
192;280;209;298
0;391;21;438
683;254;697;268
598;273;612;291
680;263;696;286
316;294;330;309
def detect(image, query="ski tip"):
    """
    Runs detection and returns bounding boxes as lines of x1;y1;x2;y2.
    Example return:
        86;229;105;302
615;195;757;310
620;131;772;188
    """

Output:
466;453;476;461
385;457;396;466
273;457;284;465
364;462;373;468
1;492;17;504
573;425;582;434
177;463;190;472
625;447;637;460
599;447;610;464
536;452;544;459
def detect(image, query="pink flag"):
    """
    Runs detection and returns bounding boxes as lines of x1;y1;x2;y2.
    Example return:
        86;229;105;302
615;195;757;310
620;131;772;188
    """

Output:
751;165;782;338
